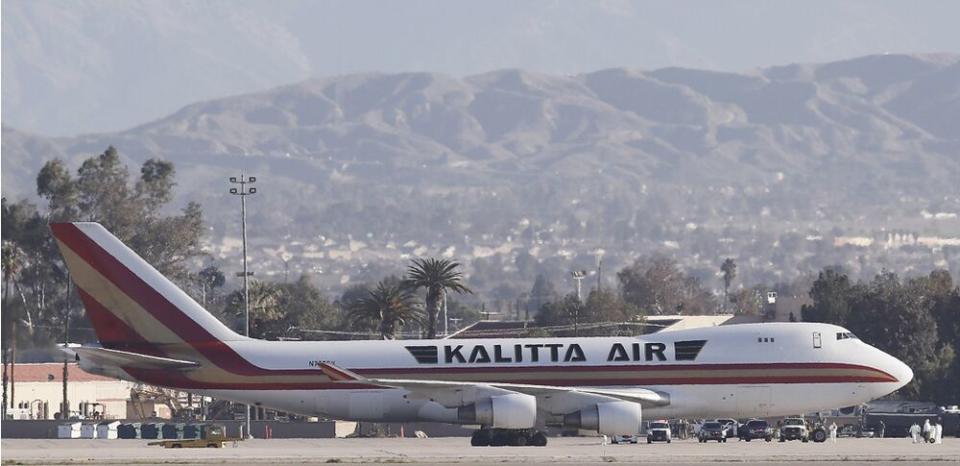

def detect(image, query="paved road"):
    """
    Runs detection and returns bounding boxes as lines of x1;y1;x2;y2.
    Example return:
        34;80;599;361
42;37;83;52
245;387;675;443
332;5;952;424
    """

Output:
2;437;958;464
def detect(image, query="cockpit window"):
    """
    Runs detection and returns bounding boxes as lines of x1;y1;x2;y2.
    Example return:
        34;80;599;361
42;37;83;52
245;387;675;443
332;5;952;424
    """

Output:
836;332;858;340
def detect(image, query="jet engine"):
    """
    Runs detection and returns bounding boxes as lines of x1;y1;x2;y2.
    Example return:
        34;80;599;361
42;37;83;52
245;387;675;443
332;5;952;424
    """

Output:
458;393;538;429
562;401;642;435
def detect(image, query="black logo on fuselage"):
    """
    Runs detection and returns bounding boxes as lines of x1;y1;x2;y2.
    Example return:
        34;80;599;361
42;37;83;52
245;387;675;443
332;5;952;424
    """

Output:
405;340;707;365
443;343;586;364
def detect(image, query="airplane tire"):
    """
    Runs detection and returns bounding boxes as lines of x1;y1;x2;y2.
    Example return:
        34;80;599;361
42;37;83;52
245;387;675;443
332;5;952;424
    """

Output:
471;430;491;447
511;433;527;447
531;432;548;447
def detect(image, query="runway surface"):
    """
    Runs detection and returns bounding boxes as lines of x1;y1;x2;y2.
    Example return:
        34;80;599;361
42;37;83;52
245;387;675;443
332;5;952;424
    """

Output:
2;437;958;465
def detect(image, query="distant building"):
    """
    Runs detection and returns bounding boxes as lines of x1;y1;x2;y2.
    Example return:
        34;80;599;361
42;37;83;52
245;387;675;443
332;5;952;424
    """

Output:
6;363;136;420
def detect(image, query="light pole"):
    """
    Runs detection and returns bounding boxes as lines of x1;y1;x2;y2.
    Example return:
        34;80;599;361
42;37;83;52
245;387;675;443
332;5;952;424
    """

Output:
571;270;586;302
571;270;586;337
229;174;256;439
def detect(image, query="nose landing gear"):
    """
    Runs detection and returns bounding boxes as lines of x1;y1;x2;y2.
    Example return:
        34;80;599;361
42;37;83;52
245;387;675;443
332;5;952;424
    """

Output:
470;428;548;447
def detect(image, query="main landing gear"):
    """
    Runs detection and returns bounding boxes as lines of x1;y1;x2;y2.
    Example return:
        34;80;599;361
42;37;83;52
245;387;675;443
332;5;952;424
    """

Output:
470;428;548;447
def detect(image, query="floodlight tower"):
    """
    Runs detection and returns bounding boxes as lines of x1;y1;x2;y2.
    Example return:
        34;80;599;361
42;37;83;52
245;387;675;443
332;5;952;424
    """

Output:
571;270;587;337
228;174;256;439
571;270;587;302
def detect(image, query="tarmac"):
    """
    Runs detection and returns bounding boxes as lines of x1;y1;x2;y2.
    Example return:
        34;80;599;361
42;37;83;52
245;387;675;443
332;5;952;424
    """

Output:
1;437;958;465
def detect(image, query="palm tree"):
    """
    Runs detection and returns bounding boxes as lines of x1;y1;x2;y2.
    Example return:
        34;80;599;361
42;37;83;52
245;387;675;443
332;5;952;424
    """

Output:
720;258;737;312
404;258;472;339
226;281;283;339
348;281;423;340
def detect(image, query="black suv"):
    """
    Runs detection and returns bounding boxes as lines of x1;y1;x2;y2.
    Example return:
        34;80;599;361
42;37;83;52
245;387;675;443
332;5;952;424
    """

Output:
698;421;727;443
738;419;773;442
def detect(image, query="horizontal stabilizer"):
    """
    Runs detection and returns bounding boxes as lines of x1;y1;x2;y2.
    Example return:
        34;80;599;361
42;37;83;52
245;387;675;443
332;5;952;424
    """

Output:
69;346;199;371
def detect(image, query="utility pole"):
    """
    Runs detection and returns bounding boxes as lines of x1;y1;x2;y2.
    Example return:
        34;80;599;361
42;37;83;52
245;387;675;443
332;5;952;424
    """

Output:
60;298;70;420
229;174;257;439
61;272;71;419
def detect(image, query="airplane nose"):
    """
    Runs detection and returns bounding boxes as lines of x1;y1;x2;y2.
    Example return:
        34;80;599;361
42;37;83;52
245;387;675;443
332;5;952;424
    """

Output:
888;354;913;388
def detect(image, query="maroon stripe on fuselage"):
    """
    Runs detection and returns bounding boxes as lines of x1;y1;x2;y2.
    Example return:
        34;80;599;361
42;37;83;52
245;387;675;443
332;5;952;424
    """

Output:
354;361;895;376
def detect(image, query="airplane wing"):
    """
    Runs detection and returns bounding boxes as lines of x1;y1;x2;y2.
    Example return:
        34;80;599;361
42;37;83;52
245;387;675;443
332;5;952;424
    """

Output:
67;346;200;371
318;363;669;409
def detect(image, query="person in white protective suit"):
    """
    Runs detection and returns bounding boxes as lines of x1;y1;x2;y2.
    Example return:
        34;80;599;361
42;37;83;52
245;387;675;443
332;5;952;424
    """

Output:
923;419;932;443
909;422;921;443
829;422;838;443
934;420;943;444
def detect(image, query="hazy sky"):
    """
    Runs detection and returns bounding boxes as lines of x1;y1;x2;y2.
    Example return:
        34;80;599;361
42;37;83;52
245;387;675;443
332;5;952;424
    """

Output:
3;0;959;136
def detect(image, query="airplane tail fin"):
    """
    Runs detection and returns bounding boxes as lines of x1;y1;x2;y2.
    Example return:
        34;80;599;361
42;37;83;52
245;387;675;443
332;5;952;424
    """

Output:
50;222;245;354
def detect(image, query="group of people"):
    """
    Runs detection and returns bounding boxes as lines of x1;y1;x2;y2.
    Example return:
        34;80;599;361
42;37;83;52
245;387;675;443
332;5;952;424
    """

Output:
909;419;943;444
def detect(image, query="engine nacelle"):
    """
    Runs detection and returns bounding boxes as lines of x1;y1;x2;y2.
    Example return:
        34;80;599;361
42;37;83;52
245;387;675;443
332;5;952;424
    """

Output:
562;401;642;435
458;393;537;429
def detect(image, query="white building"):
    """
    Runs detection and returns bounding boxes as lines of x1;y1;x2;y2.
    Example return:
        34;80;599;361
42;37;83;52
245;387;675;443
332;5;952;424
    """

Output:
6;363;136;420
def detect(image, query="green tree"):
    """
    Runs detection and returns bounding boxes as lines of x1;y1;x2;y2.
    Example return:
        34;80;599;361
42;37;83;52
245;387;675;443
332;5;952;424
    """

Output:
801;267;852;324
528;274;557;315
195;265;226;308
347;280;423;340
224;281;283;339
907;270;960;403
535;293;581;329
280;275;341;340
1;147;207;348
731;287;764;315
222;276;339;340
618;255;716;315
581;288;642;335
845;271;947;399
720;258;737;311
404;258;472;339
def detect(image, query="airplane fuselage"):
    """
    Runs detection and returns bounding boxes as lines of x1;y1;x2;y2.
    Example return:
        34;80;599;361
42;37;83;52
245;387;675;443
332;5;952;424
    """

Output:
117;322;910;422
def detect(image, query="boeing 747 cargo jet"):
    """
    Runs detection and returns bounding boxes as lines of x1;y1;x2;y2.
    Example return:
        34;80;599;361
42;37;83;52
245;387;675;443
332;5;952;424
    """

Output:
51;222;912;446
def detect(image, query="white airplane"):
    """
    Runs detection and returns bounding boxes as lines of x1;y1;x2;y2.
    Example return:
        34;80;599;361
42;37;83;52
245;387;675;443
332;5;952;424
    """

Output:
52;222;912;446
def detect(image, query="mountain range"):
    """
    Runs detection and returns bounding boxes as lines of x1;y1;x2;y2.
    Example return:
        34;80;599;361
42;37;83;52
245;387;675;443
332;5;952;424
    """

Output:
3;53;960;293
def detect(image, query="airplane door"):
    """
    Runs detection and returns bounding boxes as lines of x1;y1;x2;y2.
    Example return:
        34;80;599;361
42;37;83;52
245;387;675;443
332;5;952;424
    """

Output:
813;332;822;349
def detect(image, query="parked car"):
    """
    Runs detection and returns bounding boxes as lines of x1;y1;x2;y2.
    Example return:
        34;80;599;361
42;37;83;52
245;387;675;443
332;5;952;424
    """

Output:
698;421;727;443
610;434;638;444
739;419;773;442
779;417;809;442
646;420;672;443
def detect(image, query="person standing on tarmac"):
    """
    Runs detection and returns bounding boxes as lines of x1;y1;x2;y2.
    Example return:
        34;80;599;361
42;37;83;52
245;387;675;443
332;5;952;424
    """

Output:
829;422;838;443
923;419;932;443
909;422;921;443
878;420;885;439
934;420;943;444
